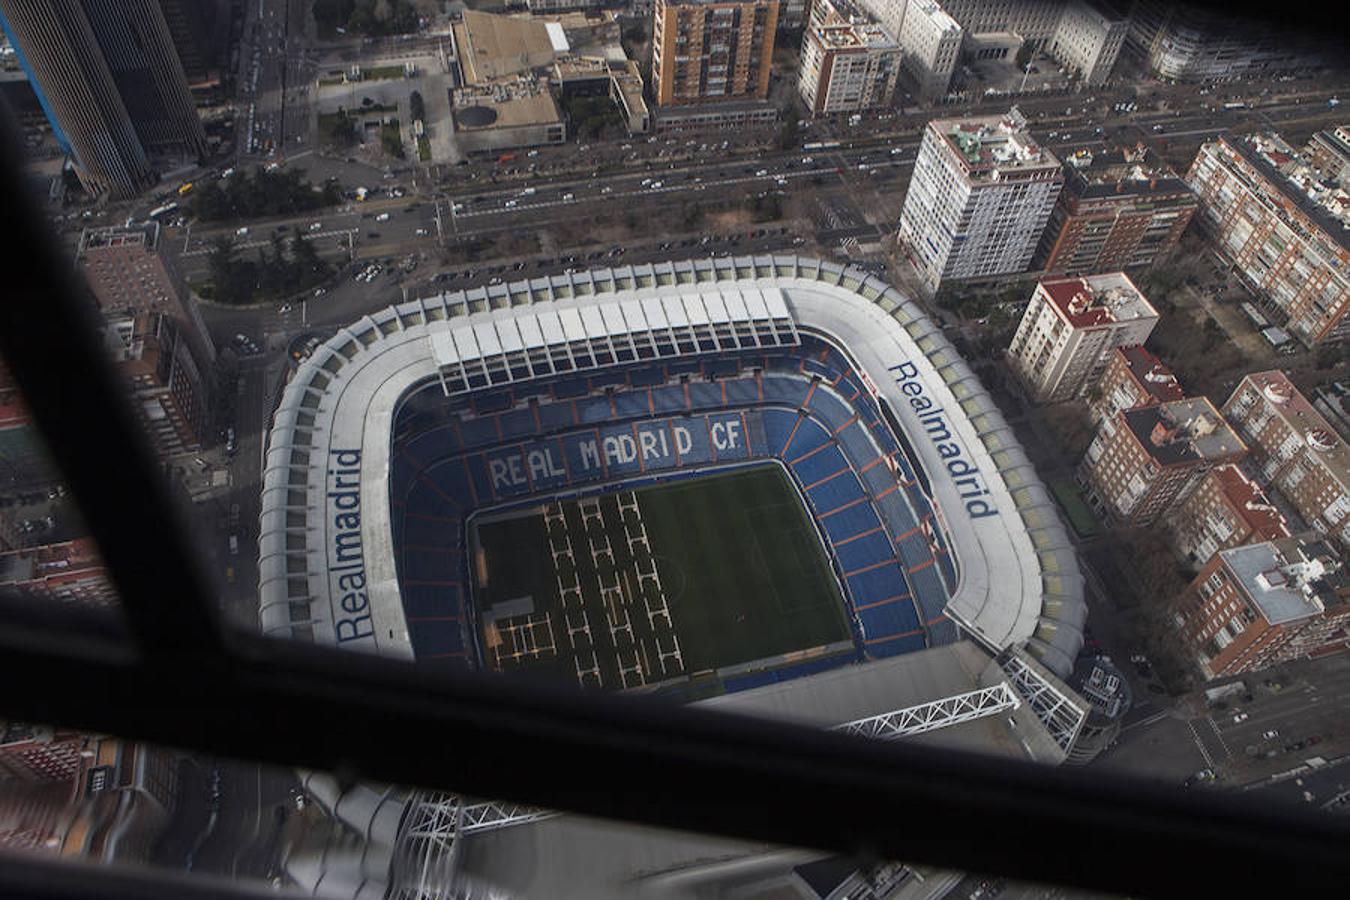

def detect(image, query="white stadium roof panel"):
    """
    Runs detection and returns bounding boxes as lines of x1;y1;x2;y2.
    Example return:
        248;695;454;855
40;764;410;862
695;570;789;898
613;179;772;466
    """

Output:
558;307;586;342
682;294;711;327
742;288;770;319
451;327;479;362
763;287;790;320
640;296;669;330
723;289;750;320
496;318;526;354
619;298;648;333
427;329;459;366
579;305;607;339
538;310;566;345
517;314;546;349
664;296;690;327
600;303;628;335
472;321;502;357
703;292;732;323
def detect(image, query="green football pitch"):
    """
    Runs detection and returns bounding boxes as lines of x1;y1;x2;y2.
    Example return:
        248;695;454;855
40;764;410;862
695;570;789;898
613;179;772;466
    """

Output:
468;465;852;692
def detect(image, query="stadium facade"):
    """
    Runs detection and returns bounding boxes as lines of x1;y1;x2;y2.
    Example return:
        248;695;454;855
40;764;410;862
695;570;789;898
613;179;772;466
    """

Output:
260;255;1089;897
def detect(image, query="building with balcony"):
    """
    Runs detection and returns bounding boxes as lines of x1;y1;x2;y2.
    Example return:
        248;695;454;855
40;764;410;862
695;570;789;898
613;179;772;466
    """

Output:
892;0;963;102
1044;0;1125;86
1222;371;1350;550
652;0;778;107
1187;135;1349;344
797;13;901;116
1006;273;1158;404
1167;464;1291;570
1089;345;1183;426
1173;536;1350;680
897;108;1062;293
0;538;115;608
1080;396;1246;526
1037;145;1197;276
102;312;209;459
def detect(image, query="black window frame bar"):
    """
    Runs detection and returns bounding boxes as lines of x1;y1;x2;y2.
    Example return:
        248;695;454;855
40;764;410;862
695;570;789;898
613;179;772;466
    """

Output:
3;98;1350;900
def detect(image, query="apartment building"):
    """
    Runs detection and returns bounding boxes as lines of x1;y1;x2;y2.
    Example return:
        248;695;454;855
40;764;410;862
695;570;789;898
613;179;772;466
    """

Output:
1222;371;1350;550
1089;345;1183;425
897;108;1062;292
652;0;778;107
0;538;116;608
1187;133;1350;345
1168;464;1291;569
1080;397;1246;526
1173;536;1350;680
1006;272;1158;404
1305;126;1350;191
940;0;1064;47
797;12;901;115
1036;145;1197;275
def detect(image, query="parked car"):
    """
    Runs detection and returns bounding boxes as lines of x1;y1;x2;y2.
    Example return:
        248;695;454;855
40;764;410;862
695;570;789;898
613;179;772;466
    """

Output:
1262;729;1279;740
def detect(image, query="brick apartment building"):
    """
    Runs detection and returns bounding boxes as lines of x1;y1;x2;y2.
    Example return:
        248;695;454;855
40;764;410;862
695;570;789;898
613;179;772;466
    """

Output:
1187;133;1350;345
1222;371;1350;550
1080;396;1246;526
1089;345;1184;426
652;0;779;107
1173;536;1350;679
103;313;209;458
1036;145;1197;277
1167;464;1291;570
1006;272;1158;404
0;538;116;608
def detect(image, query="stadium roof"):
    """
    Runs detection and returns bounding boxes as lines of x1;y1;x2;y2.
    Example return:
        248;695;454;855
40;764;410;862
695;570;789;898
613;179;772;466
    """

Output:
260;255;1085;680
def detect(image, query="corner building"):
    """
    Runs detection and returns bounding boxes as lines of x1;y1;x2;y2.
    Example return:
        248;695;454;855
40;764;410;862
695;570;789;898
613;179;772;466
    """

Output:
652;0;778;106
897;108;1062;293
1222;371;1350;550
1080;397;1246;526
1173;537;1350;679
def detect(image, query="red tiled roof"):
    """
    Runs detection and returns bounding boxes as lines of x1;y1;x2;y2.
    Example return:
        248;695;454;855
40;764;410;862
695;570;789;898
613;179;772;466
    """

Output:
1041;277;1112;327
1118;345;1185;403
1210;464;1291;541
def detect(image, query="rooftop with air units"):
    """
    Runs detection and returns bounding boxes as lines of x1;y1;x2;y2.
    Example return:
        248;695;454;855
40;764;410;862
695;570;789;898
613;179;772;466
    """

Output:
1040;273;1156;329
934;107;1059;182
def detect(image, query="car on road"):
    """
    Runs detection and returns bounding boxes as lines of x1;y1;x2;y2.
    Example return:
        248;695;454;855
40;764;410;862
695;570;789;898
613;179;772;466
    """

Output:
600;186;613;194
562;193;574;201
225;428;237;456
279;303;292;314
309;222;322;231
755;169;768;176
236;227;250;236
1262;729;1279;740
1232;712;1249;723
313;287;325;297
376;212;390;222
649;181;663;189
504;200;518;208
367;232;381;239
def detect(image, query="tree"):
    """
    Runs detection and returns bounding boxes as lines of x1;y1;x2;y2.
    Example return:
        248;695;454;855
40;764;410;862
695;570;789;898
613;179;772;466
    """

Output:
1015;42;1035;71
409;90;425;122
776;106;800;151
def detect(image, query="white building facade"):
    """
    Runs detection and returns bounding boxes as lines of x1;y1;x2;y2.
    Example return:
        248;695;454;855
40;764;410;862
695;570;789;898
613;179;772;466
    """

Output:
798;22;902;115
1006;273;1160;404
1046;0;1125;86
898;108;1063;293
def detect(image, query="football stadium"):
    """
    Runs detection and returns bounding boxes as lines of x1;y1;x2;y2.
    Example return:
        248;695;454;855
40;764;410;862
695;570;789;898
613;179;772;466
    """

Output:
260;256;1090;897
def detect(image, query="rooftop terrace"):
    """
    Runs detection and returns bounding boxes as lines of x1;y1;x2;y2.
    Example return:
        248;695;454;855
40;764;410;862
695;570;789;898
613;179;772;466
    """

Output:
933;109;1059;182
1040;273;1155;329
1126;398;1245;467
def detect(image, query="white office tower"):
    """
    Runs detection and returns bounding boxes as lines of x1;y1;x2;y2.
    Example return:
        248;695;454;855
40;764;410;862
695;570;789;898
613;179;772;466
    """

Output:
898;108;1063;293
895;0;963;101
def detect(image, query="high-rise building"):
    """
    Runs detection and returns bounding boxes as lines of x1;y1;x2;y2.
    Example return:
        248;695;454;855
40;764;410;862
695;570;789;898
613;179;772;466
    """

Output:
155;0;230;91
0;0;205;198
1187;134;1350;346
1045;0;1125;86
1172;536;1350;680
76;222;215;368
1079;396;1246;526
1167;464;1291;570
797;1;901;116
1090;345;1184;425
1123;1;1329;82
0;538;117;608
898;108;1063;293
892;0;963;102
1006;273;1158;404
940;0;1065;48
1222;371;1350;550
1304;126;1350;187
103;312;210;458
1037;145;1197;276
652;0;778;107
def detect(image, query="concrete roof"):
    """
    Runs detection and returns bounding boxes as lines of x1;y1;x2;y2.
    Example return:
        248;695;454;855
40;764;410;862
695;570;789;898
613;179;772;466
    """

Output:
258;255;1085;681
456;11;560;84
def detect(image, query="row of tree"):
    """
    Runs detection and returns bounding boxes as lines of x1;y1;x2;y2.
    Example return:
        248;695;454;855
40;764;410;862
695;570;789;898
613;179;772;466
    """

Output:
207;229;332;306
313;0;420;37
191;167;343;222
